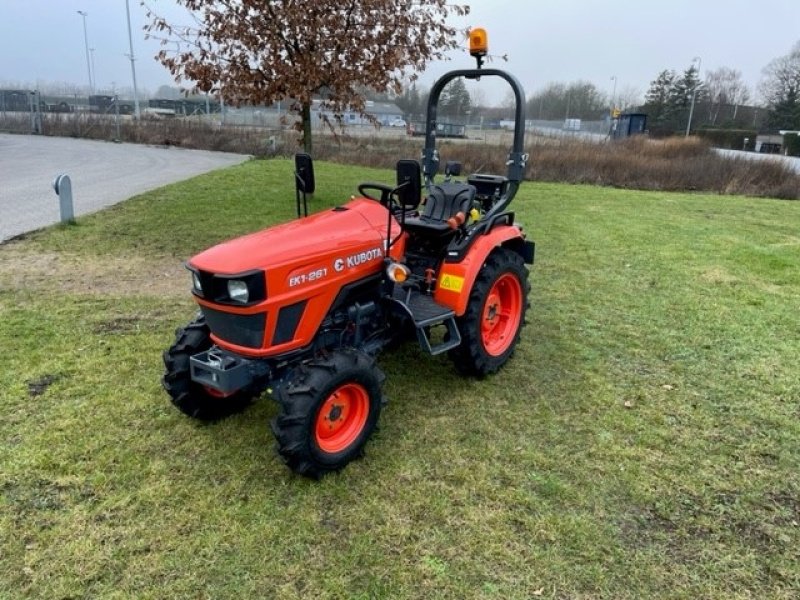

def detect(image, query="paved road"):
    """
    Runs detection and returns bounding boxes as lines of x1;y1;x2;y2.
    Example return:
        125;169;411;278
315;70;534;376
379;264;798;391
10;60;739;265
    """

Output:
0;134;249;242
714;148;800;174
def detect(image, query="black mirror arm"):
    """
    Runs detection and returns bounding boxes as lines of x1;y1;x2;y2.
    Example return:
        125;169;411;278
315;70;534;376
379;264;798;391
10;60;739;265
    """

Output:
386;180;410;250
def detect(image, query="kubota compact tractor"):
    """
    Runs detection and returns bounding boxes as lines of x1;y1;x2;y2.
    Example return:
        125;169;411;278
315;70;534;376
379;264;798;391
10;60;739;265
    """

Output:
163;29;534;477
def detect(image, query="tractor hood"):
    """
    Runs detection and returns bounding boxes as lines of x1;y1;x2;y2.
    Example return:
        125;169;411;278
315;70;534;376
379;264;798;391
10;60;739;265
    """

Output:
189;198;391;275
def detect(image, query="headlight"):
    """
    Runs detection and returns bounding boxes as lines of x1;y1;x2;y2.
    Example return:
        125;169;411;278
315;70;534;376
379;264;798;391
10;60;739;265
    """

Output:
227;279;249;304
192;271;203;294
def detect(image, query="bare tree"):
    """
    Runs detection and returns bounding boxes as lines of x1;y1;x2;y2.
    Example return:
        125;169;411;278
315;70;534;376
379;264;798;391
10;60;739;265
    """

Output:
706;67;750;124
469;87;487;110
143;0;468;153
615;85;642;112
760;41;800;129
526;81;607;121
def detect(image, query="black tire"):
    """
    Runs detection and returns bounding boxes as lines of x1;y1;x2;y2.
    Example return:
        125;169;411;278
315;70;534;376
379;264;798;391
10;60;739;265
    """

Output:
271;349;385;478
448;247;530;377
162;315;253;421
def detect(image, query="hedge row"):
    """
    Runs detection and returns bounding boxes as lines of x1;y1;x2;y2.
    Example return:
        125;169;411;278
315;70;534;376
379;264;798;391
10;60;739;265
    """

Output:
784;133;800;157
696;128;757;151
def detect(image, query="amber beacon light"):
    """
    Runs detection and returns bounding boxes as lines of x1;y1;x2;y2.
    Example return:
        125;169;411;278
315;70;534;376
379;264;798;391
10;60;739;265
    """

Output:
469;27;488;57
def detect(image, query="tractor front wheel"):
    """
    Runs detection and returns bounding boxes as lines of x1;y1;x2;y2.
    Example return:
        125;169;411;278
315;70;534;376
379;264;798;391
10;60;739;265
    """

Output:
449;248;530;377
271;349;385;478
162;315;254;420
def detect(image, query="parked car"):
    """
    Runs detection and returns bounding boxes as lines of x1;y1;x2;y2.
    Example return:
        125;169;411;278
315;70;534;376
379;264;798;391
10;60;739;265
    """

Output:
389;118;407;128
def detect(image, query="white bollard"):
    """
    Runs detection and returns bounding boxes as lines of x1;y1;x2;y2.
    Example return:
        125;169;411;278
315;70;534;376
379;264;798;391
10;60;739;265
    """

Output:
52;174;75;223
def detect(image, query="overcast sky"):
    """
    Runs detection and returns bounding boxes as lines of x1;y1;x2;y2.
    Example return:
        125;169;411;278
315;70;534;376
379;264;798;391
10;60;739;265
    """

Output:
1;0;798;105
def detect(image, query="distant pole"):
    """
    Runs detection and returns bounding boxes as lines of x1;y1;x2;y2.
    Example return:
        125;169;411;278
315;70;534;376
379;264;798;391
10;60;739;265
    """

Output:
125;0;141;119
77;11;93;93
114;94;121;140
685;56;702;138
90;48;96;90
610;75;618;113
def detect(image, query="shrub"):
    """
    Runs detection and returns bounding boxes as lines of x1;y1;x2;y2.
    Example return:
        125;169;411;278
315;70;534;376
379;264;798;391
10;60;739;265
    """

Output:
784;133;800;157
697;128;757;151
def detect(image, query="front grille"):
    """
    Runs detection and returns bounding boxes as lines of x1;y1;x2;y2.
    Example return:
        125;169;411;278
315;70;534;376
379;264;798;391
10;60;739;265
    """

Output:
272;301;307;345
200;306;266;349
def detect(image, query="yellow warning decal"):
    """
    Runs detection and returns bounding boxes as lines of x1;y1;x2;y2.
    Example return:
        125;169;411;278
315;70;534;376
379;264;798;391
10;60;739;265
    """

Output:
439;274;465;293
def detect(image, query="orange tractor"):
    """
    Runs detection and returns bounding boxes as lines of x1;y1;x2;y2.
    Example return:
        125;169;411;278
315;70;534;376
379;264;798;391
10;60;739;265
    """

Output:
163;30;534;477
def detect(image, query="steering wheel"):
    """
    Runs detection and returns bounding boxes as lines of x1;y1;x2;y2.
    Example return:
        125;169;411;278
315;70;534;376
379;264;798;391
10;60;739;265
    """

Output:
358;182;395;207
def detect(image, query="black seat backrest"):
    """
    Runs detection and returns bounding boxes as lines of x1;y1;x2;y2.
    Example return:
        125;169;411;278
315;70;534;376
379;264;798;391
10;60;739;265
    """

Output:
421;183;476;222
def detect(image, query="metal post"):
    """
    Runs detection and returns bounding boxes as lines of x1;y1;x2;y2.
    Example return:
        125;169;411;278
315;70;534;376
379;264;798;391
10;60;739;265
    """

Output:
35;91;42;134
685;56;702;138
125;0;141;119
114;94;121;141
29;91;35;132
77;11;93;93
29;91;42;134
90;48;96;89
52;175;75;223
610;75;618;114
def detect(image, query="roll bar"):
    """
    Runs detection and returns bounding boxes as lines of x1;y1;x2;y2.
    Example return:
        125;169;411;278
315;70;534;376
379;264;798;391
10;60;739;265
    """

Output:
421;68;528;217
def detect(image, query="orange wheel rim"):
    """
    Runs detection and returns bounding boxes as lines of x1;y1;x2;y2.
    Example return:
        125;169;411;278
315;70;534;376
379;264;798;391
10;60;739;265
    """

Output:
203;385;233;399
481;273;523;356
314;383;370;453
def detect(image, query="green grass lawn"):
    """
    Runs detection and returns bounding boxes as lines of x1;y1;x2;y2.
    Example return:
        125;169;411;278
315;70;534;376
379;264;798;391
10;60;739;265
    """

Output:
1;159;798;599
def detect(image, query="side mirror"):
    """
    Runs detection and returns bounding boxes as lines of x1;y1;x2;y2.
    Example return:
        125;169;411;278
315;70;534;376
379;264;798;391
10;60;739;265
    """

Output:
445;160;462;178
395;159;421;208
294;153;315;194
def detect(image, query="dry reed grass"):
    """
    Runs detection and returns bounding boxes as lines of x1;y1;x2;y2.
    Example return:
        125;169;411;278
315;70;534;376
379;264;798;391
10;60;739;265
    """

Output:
316;134;800;200
3;113;798;199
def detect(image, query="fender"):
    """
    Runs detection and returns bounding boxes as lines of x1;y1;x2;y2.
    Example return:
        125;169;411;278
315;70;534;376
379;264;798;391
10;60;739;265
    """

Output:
433;225;529;315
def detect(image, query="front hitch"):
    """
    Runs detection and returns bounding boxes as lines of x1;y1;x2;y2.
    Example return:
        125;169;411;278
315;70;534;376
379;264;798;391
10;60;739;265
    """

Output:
190;347;269;395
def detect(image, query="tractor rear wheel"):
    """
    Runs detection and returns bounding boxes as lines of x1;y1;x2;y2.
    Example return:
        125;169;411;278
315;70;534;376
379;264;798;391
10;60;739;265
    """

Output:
271;349;385;478
449;247;530;377
162;315;253;420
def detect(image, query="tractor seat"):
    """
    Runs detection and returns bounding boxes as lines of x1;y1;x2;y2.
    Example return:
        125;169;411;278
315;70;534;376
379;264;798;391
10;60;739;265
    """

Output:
404;182;476;235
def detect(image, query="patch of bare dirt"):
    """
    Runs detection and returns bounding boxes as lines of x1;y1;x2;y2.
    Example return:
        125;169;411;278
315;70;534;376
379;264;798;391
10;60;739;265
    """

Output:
699;266;739;285
699;265;785;296
27;374;60;397
0;246;187;297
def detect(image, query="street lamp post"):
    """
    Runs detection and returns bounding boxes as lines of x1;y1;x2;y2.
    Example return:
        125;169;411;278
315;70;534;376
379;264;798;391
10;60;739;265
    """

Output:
90;48;96;90
77;11;93;93
685;56;702;138
610;75;618;114
125;0;141;119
